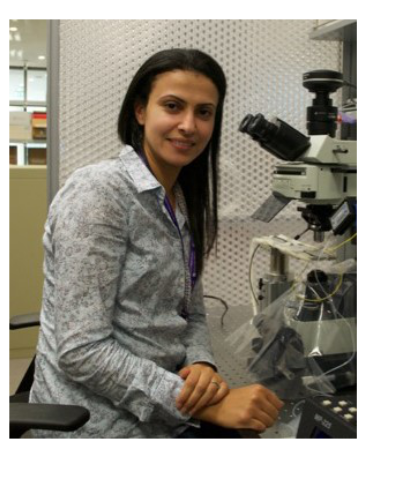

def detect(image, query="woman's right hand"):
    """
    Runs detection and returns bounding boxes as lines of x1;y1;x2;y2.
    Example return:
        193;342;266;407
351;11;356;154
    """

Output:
193;384;284;433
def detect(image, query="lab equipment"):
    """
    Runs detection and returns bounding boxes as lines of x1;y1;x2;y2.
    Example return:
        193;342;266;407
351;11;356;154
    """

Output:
296;394;356;438
233;69;357;401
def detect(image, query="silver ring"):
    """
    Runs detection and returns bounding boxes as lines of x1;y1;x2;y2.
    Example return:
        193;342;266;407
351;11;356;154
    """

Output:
210;381;221;389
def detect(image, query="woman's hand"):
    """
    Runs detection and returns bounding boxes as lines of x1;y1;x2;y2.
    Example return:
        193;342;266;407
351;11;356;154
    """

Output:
194;384;284;433
176;363;229;416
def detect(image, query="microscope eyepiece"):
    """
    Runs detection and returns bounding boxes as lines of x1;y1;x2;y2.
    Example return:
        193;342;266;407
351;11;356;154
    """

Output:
239;113;310;161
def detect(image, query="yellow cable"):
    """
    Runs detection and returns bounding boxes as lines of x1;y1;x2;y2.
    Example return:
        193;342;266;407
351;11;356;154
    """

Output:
326;233;357;253
297;272;344;303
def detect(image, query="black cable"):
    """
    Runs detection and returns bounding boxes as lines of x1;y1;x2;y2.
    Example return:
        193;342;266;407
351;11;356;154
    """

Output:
203;295;229;328
249;244;261;305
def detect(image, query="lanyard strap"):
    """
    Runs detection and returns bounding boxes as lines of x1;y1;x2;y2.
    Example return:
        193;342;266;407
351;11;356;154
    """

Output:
163;195;197;291
137;150;197;315
163;195;196;319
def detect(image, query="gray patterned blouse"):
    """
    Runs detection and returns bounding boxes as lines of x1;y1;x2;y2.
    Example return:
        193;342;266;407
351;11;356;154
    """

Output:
29;145;217;438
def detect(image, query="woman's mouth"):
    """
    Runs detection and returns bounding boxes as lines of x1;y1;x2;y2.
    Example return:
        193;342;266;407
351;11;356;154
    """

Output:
169;138;195;150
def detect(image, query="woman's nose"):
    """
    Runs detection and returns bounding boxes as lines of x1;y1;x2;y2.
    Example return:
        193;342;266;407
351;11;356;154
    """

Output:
178;111;196;134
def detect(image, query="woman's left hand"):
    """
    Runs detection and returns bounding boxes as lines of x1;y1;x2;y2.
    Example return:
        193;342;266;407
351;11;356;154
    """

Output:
176;363;229;416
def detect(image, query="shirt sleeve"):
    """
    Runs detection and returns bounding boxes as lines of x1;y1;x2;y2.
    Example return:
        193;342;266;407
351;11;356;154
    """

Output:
181;277;217;369
51;168;190;425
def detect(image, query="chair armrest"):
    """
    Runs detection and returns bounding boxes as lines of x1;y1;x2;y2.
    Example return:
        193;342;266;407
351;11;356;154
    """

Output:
10;313;41;330
10;403;90;437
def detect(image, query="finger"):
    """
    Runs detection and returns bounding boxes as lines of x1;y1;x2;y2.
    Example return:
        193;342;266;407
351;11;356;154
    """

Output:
180;377;213;413
182;384;212;414
187;383;220;415
249;418;271;433
187;379;229;414
176;373;200;409
178;367;191;379
254;405;277;428
176;383;196;410
265;389;285;410
208;381;230;405
261;398;281;421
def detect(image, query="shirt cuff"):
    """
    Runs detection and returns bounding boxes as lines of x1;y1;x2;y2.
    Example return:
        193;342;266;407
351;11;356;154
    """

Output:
183;345;217;369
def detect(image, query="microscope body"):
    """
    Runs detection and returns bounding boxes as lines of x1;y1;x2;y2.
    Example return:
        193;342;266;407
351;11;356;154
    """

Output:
239;70;357;396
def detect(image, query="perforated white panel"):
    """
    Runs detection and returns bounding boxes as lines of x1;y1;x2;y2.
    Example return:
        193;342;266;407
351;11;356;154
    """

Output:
316;20;336;27
58;20;342;306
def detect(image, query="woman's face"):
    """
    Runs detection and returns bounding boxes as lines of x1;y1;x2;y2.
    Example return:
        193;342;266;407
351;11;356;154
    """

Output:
135;70;219;173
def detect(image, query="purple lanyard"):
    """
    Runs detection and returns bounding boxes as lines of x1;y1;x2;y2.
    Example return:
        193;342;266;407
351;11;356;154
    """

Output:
163;196;197;291
137;150;197;293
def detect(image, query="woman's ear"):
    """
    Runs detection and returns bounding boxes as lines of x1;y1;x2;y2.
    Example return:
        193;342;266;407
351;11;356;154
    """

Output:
134;102;146;126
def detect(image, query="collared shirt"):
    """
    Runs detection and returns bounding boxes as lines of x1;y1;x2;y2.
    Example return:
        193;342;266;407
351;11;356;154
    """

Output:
29;145;216;438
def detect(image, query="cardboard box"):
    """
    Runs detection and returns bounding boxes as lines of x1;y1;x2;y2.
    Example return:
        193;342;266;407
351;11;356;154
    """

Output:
28;147;46;165
31;112;47;140
9;146;17;165
10;112;32;141
32;127;47;139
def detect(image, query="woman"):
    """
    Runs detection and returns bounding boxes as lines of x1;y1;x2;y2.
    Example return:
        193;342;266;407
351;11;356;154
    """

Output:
30;48;283;438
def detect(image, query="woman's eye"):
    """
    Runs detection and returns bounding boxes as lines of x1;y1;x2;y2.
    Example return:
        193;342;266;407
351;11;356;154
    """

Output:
198;109;213;119
165;102;180;111
163;102;213;119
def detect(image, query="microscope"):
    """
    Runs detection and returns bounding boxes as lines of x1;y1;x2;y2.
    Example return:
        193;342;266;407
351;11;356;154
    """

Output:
240;69;356;243
239;70;357;399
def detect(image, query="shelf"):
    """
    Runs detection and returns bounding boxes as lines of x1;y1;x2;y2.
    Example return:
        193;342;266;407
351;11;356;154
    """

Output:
9;141;47;165
310;20;356;40
10;139;47;145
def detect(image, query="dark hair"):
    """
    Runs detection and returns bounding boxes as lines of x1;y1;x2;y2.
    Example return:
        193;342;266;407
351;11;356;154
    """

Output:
118;48;227;275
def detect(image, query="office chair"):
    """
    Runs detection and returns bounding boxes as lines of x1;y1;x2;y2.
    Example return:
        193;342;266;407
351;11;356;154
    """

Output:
10;314;90;438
